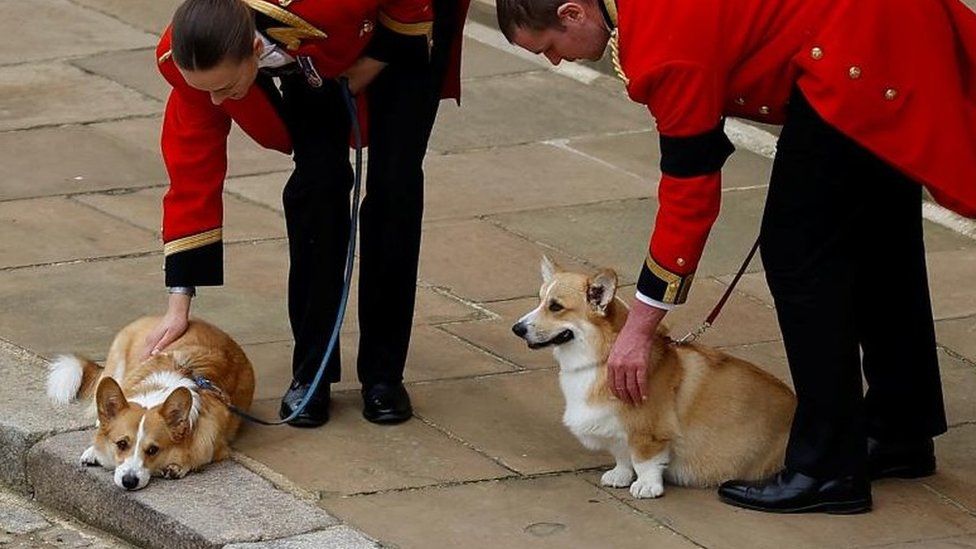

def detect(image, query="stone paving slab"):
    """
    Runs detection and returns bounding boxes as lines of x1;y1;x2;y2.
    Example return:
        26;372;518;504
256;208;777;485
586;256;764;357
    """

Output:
925;425;976;514
937;316;976;363
586;472;976;549
410;369;612;474
90;118;295;178
70;0;180;34
223;526;378;549
75;186;286;243
0;63;160;131
1;486;133;548
27;430;338;549
567;129;775;189
71;48;169;102
0;0;155;66
926;249;976;320
0;243;485;360
489;188;769;283
880;536;976;549
423;143;648;221
235;392;512;496
429;71;648;153
0;341;91;493
325;475;696;549
244;325;515;401
0;197;156;269
0;126;166;201
460;37;541;79
940;351;976;427
419;219;590;302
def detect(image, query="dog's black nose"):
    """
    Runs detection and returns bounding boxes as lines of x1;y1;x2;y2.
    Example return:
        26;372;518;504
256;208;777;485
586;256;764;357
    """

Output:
512;322;527;337
121;474;139;490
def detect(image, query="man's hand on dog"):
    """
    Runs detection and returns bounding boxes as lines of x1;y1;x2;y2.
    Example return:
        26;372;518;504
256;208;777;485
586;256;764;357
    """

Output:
607;300;667;405
142;294;192;359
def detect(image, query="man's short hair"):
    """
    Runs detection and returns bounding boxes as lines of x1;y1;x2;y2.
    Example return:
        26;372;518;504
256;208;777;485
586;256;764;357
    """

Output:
171;0;255;71
496;0;572;42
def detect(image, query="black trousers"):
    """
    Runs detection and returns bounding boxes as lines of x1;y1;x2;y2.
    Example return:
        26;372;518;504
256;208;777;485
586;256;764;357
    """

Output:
278;33;448;389
760;90;948;478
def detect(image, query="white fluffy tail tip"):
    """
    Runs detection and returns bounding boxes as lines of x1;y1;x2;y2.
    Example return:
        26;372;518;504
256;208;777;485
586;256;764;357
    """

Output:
47;355;84;405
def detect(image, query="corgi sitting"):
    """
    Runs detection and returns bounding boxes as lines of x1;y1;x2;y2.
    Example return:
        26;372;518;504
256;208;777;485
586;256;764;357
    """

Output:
47;317;255;491
512;258;796;499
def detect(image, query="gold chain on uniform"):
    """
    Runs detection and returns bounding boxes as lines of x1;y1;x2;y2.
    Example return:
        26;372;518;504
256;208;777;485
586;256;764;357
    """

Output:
609;29;629;86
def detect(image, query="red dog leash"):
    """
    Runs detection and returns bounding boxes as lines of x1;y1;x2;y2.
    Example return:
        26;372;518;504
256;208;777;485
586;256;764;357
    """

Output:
671;236;761;345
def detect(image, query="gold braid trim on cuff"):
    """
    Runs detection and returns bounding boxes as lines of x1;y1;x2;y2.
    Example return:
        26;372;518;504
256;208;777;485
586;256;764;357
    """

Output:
645;254;694;304
164;228;223;257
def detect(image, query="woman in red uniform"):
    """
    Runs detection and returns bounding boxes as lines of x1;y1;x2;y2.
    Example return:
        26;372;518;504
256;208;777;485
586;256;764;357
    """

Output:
147;0;470;428
498;0;976;513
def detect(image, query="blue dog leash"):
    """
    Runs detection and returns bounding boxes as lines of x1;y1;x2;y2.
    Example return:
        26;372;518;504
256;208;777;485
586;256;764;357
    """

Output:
193;77;362;426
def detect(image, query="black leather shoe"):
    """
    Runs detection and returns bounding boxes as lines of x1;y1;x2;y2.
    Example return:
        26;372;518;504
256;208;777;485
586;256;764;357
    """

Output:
362;382;412;424
279;381;330;428
718;470;872;514
867;437;936;480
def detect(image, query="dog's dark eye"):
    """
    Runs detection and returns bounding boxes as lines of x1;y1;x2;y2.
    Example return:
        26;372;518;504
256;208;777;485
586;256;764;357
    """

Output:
116;439;129;451
145;445;159;457
548;301;564;312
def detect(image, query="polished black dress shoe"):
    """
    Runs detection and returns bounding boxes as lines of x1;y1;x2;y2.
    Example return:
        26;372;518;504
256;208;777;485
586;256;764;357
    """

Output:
867;437;936;480
279;381;330;428
362;382;412;424
718;470;872;514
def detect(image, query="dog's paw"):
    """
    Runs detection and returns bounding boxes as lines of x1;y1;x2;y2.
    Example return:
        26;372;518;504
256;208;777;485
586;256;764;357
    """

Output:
160;464;187;480
601;466;636;488
629;477;665;499
80;446;101;467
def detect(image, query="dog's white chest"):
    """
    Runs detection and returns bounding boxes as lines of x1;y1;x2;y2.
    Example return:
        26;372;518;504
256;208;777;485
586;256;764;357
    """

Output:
558;368;623;448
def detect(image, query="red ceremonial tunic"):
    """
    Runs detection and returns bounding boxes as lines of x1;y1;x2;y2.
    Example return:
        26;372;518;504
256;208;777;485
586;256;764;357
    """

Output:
156;0;470;286
604;0;976;305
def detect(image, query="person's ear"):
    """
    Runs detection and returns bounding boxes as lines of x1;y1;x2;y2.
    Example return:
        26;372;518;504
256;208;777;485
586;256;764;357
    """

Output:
253;37;264;58
556;2;585;25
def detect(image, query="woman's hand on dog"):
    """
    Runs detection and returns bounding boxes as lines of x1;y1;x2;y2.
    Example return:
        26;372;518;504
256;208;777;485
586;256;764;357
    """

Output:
142;294;192;359
607;300;667;405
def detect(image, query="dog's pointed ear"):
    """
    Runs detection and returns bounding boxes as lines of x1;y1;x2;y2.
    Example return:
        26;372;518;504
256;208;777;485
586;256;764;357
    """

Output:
541;255;561;284
587;269;618;315
96;377;128;423
160;387;193;441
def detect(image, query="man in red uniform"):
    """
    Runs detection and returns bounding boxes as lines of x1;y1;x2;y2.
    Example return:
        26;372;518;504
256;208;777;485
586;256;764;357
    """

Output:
497;0;976;513
147;0;470;428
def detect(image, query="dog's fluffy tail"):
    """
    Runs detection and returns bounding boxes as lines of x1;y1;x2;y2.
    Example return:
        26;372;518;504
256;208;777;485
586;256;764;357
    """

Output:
47;355;103;404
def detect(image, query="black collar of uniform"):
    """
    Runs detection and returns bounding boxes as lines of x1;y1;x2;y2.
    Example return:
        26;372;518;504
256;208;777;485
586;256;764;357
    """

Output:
598;0;618;30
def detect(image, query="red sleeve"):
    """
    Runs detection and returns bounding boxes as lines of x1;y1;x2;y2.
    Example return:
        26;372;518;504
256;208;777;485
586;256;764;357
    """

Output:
627;61;731;304
160;86;231;287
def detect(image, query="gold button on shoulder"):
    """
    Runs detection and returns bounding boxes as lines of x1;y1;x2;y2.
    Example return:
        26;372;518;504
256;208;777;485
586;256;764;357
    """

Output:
360;19;374;36
759;105;771;115
735;97;746;106
676;258;686;267
811;47;824;60
848;66;862;79
884;88;899;100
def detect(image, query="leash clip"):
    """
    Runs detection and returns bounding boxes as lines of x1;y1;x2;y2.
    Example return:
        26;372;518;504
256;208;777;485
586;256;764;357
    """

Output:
672;321;711;346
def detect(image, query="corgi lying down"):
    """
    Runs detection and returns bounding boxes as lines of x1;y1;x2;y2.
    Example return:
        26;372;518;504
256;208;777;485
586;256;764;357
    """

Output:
513;258;796;498
47;317;255;490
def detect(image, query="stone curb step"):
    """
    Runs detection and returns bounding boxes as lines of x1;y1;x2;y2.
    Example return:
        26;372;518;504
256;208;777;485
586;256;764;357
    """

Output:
25;430;378;549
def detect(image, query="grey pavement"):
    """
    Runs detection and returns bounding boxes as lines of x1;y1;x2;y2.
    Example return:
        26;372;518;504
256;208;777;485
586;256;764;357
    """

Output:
2;0;976;548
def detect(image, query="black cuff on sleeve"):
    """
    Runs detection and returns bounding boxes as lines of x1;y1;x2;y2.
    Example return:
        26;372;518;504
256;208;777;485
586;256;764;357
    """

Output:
636;257;694;305
165;242;223;287
659;119;735;178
